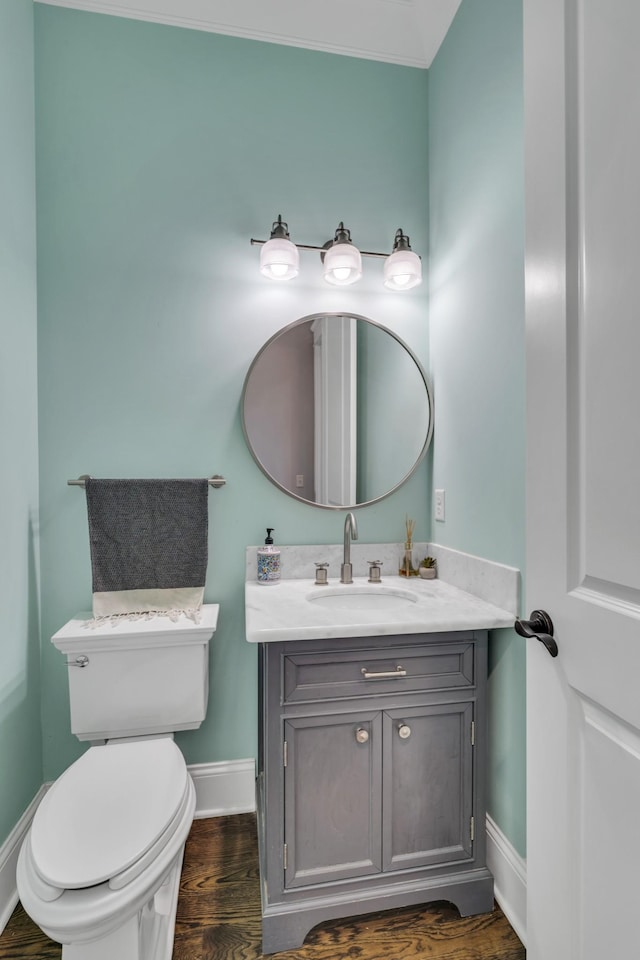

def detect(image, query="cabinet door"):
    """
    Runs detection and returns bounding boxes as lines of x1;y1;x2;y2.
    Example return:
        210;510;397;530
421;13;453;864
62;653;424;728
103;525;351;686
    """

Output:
284;712;382;888
382;703;474;872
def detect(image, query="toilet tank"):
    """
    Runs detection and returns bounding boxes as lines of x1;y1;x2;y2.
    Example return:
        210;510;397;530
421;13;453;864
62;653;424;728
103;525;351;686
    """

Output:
52;606;219;741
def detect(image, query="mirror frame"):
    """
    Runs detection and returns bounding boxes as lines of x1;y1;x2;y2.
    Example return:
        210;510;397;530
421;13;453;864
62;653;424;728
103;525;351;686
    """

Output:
241;313;434;510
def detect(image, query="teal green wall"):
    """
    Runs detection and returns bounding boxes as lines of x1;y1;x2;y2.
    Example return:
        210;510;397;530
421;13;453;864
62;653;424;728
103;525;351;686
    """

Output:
428;0;526;855
0;0;43;845
33;7;430;781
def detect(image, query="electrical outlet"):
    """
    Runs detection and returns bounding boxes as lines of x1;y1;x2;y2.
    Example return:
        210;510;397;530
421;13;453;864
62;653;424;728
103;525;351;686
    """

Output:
296;475;304;488
435;489;446;522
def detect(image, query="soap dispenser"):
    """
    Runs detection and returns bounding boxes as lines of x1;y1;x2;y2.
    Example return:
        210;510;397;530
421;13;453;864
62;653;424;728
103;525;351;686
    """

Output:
257;528;281;585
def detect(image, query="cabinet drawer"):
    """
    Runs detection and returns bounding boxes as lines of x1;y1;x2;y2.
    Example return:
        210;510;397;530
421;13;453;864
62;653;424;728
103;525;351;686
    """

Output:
283;642;474;703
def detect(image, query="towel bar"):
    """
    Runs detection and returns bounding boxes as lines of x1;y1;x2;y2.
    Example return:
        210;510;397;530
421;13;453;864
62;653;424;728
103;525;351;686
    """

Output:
67;474;227;488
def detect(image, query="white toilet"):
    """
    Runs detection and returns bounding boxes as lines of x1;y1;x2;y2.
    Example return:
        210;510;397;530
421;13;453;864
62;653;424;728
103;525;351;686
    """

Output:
17;605;219;960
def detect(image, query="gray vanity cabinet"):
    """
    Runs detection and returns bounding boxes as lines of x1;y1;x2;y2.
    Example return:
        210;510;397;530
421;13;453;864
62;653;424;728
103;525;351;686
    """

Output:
256;631;494;955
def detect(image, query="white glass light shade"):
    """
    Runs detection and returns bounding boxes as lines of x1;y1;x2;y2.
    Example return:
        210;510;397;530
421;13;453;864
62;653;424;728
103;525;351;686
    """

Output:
260;237;299;280
323;243;362;286
383;248;422;291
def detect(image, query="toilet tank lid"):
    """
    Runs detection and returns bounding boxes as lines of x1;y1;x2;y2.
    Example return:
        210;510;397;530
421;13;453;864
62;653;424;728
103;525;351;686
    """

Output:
30;738;190;890
52;604;219;652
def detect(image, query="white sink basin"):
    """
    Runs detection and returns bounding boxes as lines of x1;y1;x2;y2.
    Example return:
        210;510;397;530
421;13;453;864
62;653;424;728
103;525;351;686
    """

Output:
307;585;418;612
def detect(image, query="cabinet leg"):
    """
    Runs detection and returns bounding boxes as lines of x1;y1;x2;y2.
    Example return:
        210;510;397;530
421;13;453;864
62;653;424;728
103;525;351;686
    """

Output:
261;915;316;955
449;875;495;918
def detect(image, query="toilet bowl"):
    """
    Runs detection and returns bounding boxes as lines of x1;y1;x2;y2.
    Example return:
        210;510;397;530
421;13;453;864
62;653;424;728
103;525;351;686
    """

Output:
18;738;195;959
16;607;219;960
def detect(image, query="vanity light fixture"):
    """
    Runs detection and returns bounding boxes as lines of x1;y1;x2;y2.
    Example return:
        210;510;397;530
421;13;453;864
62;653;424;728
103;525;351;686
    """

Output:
383;228;423;291
251;216;422;291
321;222;362;286
259;215;300;280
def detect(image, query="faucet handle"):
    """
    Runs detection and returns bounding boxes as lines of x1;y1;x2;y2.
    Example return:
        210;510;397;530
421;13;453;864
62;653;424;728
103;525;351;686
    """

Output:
367;560;383;583
314;562;330;586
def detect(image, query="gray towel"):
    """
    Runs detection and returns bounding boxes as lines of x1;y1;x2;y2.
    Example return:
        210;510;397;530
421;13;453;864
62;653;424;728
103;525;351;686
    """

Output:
85;478;209;621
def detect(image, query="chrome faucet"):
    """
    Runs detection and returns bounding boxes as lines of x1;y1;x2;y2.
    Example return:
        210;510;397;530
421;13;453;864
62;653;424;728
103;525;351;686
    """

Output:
340;512;359;584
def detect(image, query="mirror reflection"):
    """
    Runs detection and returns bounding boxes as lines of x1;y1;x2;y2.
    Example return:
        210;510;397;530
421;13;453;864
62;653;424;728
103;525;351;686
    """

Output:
242;313;433;509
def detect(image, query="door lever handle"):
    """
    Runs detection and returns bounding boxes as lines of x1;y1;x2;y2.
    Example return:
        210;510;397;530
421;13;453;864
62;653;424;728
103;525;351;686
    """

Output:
514;610;558;657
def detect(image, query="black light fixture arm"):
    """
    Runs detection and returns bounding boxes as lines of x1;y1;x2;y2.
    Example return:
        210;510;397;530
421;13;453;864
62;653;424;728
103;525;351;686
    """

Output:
251;223;421;260
267;214;292;240
250;236;389;260
392;228;414;252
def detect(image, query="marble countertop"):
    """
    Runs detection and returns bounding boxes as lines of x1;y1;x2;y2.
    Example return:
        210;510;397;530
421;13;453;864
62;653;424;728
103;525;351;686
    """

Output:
245;576;515;643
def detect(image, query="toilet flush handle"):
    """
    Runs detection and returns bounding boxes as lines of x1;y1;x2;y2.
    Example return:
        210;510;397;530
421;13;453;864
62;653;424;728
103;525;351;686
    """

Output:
69;655;89;668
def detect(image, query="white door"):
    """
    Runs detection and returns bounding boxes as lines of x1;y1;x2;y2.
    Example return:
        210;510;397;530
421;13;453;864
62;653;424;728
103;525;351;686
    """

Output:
524;1;640;957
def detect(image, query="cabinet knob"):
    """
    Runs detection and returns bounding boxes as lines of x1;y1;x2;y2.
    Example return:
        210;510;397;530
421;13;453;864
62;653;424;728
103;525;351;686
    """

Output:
398;723;411;740
355;727;369;744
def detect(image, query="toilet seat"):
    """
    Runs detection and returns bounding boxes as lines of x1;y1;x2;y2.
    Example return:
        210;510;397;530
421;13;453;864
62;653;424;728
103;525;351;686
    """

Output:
30;738;189;892
17;771;196;952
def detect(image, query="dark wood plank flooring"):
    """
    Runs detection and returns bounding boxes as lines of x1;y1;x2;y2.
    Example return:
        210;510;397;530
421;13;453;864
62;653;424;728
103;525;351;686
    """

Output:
0;814;525;959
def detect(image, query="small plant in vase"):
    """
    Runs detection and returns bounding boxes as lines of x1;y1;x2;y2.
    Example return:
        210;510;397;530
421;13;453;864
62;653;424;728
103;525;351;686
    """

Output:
419;556;437;579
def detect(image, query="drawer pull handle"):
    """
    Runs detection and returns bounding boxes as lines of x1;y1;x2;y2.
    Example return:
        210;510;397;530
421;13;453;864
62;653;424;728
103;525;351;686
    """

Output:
361;665;407;680
398;723;411;739
355;727;369;744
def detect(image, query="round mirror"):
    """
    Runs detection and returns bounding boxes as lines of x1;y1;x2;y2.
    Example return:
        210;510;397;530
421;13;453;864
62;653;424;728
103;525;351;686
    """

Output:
241;313;433;509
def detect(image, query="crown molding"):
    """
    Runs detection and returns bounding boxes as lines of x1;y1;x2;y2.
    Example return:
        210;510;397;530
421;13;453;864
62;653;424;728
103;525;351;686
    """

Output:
34;0;461;68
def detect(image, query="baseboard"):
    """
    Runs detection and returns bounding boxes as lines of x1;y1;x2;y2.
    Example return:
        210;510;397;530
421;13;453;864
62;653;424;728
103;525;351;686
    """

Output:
486;814;527;946
189;758;256;818
0;786;48;936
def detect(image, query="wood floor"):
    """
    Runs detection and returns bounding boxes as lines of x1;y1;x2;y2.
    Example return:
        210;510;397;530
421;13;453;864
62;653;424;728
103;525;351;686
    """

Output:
0;814;525;959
